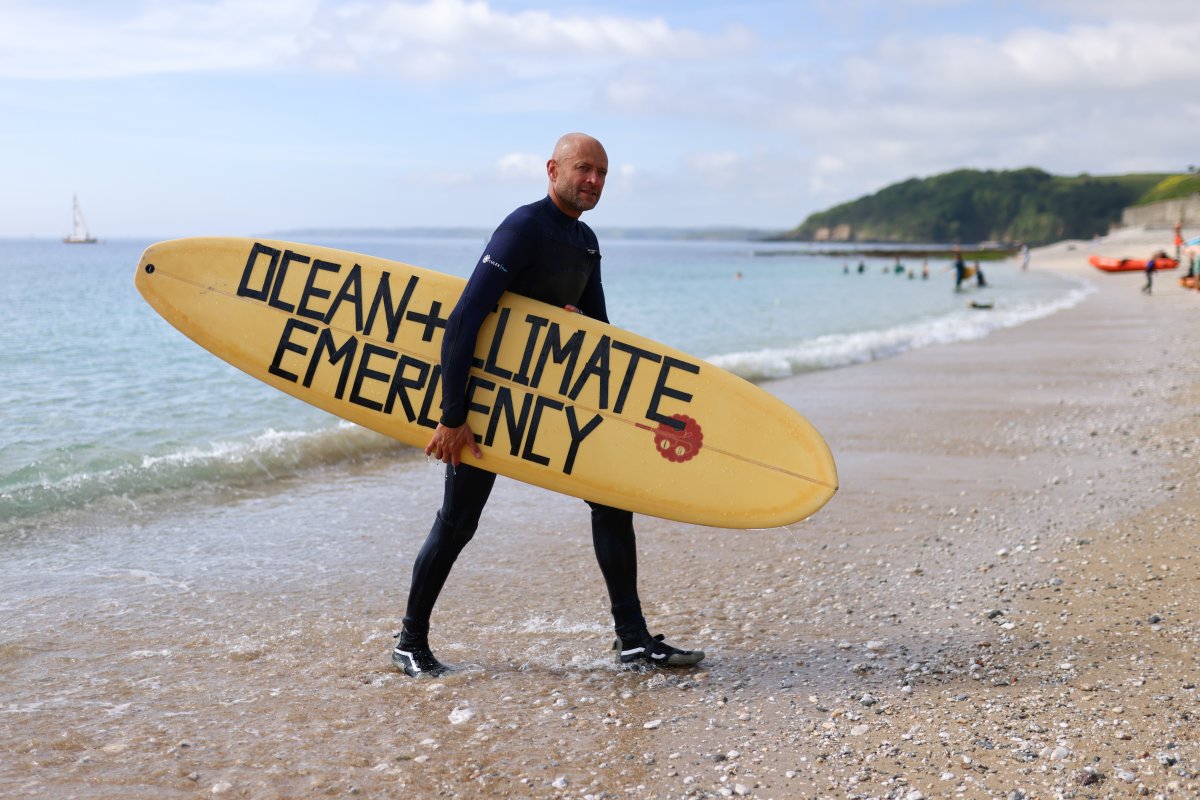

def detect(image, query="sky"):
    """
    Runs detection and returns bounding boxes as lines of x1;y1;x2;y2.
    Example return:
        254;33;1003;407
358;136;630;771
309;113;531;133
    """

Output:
3;0;1198;238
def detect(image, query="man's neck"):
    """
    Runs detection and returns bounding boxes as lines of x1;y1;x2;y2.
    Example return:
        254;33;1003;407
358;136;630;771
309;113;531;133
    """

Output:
547;190;582;220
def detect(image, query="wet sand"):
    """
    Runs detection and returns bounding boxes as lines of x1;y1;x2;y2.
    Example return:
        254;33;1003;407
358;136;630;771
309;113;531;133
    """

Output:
3;228;1200;799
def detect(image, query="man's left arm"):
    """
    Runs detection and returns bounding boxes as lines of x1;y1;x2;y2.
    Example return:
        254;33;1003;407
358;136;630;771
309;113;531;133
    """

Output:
575;260;610;323
426;228;531;465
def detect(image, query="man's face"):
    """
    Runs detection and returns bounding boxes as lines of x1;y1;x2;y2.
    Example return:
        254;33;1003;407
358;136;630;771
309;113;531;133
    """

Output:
549;140;608;217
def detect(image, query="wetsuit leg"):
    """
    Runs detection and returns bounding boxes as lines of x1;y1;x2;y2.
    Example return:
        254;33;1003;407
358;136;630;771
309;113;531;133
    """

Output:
402;463;496;637
588;501;647;640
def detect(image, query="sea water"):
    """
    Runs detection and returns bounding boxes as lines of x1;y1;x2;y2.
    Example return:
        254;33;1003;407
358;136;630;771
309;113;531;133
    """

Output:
0;235;1090;528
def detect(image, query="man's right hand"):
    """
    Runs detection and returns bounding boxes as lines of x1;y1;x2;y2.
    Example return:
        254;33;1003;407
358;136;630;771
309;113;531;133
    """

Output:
424;423;482;466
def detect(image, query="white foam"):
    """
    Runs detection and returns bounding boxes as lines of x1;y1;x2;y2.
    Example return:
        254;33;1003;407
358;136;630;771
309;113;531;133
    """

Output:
1;421;408;524
709;277;1095;381
515;615;609;635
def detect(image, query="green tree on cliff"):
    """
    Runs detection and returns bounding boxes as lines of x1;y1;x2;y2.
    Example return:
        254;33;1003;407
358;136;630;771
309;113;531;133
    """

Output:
788;168;1168;244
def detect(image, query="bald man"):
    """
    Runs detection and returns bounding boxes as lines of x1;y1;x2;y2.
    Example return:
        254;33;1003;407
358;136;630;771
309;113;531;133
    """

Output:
392;134;704;676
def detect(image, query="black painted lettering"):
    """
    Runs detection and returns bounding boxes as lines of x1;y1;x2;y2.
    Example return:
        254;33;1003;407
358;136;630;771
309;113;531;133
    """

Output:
297;258;341;321
646;356;700;430
268;318;318;383
568;334;611;407
407;298;449;343
521;395;563;467
325;263;364;330
268;249;309;313
484;386;533;456
365;273;417;343
530;322;585;393
562;406;603;476
465;375;496;420
611;340;661;414
482;307;514;381
513;314;550;386
349;342;398;412
417;365;442;429
236;242;281;301
384;355;430;422
303;327;358;399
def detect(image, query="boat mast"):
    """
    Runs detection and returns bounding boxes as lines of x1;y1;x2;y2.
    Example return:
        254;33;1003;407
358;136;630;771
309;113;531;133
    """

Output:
64;194;97;243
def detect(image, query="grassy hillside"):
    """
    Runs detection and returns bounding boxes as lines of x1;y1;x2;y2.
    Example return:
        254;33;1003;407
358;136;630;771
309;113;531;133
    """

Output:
1135;173;1200;205
785;168;1171;245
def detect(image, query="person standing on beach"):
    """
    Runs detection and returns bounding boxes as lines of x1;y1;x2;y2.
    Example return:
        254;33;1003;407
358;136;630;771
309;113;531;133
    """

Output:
1143;253;1157;294
391;133;704;678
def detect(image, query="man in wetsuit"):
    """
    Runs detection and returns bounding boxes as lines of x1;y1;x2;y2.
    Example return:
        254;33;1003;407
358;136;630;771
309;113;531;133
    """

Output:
391;133;704;677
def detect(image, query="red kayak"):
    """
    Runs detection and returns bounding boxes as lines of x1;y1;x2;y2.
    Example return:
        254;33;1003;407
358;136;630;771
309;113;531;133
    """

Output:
1089;255;1179;272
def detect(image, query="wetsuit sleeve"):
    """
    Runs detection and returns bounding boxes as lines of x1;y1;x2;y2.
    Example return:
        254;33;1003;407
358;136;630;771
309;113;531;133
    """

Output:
438;227;532;427
576;259;610;324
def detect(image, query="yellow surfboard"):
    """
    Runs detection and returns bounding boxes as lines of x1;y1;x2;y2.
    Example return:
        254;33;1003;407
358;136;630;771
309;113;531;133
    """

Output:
135;237;837;528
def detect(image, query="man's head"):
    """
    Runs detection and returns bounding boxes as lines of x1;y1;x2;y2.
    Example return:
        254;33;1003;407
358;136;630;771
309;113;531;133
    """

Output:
547;133;608;218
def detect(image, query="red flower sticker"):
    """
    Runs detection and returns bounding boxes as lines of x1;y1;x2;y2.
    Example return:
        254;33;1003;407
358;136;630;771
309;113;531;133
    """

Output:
653;414;703;463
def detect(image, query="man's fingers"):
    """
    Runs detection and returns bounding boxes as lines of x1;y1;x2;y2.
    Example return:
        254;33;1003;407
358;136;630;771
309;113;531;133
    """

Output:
425;423;481;465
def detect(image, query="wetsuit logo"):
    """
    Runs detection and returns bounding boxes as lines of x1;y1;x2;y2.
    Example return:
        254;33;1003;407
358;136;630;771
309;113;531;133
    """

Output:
653;414;703;463
482;254;507;272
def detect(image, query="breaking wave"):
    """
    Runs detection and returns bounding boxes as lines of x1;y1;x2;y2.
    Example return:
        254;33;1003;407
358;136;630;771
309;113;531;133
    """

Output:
709;278;1094;381
0;422;408;525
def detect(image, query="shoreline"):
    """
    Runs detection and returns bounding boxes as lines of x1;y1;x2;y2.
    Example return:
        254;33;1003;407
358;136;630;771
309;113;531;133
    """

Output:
753;245;1018;261
3;227;1200;798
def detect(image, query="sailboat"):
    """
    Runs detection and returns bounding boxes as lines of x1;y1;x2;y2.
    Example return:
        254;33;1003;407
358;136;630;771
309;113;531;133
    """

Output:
63;194;97;244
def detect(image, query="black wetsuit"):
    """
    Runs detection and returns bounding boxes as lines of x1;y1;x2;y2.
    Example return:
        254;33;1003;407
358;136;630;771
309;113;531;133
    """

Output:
402;196;646;641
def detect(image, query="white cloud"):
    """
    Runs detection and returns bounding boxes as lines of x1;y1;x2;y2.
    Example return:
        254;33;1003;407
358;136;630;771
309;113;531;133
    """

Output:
1040;0;1198;18
683;151;743;173
599;74;660;111
0;0;310;79
813;155;846;175
0;0;750;81
901;18;1200;97
495;152;545;179
301;0;753;82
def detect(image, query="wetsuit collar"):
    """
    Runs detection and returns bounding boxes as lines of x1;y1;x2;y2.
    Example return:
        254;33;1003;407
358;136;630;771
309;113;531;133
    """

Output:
542;194;582;228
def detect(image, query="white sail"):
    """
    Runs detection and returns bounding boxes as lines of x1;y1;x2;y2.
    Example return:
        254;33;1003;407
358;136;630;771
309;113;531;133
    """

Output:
64;194;97;244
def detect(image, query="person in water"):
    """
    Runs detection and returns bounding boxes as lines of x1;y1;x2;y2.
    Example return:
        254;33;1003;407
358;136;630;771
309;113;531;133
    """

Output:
391;133;704;677
1143;251;1168;294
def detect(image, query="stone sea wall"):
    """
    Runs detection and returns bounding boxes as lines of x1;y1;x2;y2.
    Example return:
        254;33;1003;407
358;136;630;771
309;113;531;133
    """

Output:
1120;195;1200;228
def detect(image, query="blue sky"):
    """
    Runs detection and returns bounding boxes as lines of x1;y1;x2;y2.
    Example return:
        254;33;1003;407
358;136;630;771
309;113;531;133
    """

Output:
3;0;1198;238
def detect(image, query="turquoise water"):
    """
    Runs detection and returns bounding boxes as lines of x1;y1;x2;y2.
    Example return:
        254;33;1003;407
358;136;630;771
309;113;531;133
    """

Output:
0;235;1088;525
